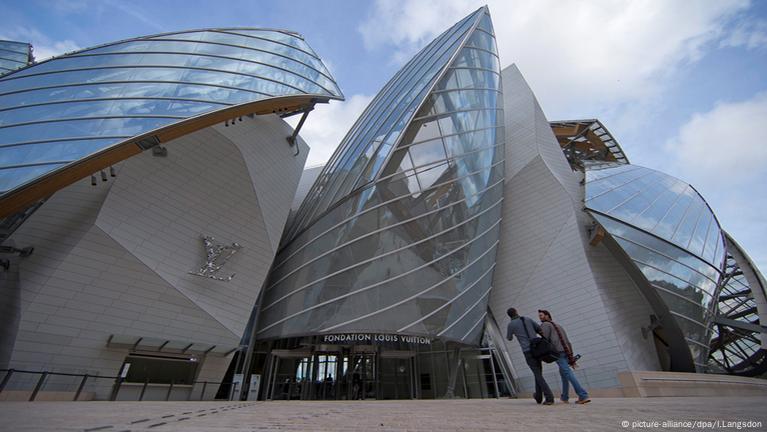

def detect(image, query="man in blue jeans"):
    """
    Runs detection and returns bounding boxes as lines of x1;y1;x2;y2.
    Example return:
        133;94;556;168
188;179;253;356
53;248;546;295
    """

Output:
506;307;554;405
538;309;591;404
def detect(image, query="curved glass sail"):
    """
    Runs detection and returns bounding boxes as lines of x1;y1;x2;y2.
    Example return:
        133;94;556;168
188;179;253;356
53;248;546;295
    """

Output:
584;161;726;270
0;40;32;76
256;7;503;344
286;9;483;240
0;28;342;199
585;161;726;368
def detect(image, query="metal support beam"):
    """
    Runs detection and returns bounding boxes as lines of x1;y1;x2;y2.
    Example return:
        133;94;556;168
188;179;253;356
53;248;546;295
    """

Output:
132;337;143;351
715;315;767;334
286;107;314;156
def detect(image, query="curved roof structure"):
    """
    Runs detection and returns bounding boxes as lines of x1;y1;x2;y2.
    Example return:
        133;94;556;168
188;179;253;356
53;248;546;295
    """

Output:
584;161;725;269
0;28;343;218
286;8;496;240
256;7;504;343
0;40;33;76
550;119;628;165
585;161;726;369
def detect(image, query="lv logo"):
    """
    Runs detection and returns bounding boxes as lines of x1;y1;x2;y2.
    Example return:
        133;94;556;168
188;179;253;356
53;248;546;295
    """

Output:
189;235;242;281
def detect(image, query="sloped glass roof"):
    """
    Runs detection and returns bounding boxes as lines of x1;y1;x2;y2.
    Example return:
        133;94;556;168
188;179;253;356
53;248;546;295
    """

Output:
256;7;503;344
285;9;483;241
0;40;32;76
0;28;342;199
584;161;726;270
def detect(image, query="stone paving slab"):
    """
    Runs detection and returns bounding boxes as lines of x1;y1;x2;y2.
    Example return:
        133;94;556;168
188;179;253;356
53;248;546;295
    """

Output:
0;397;765;432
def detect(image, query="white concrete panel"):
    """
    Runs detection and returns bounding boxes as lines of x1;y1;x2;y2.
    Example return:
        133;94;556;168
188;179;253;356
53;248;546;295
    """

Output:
4;115;305;399
491;64;660;393
96;115;304;338
214;115;308;252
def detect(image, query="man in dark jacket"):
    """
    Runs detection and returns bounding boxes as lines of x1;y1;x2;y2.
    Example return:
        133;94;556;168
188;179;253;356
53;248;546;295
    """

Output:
506;307;554;404
539;309;590;404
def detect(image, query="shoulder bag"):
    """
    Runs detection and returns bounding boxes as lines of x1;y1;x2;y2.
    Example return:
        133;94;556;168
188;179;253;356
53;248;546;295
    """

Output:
521;317;559;363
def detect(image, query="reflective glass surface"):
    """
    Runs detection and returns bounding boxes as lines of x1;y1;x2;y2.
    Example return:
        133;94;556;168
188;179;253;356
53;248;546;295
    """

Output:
591;213;722;366
584;161;726;270
0;40;32;75
257;8;503;344
287;9;481;239
0;29;342;195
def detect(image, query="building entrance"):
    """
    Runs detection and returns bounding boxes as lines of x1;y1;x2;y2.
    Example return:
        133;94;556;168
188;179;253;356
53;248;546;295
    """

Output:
266;348;403;400
255;335;515;401
379;351;415;399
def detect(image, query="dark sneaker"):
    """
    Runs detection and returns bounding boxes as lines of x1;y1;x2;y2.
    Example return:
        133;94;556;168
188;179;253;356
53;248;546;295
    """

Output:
542;400;554;405
533;393;542;404
576;398;591;404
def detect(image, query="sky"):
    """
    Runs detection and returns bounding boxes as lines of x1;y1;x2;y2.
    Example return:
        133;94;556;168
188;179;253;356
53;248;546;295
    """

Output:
1;0;766;272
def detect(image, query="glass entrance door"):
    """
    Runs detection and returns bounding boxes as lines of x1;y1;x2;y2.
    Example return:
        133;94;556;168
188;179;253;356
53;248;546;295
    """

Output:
379;353;415;399
347;353;376;400
311;353;338;400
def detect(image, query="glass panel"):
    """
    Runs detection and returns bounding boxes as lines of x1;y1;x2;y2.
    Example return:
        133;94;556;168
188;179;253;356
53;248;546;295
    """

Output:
0;138;123;167
0;163;67;193
585;163;724;270
408;138;447;167
0;117;172;144
0;99;221;126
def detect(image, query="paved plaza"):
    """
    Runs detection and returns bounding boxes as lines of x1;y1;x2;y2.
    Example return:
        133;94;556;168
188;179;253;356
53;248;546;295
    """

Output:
0;397;765;432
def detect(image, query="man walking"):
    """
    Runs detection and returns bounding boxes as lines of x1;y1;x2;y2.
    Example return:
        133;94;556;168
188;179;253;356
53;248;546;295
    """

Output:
538;309;591;404
506;307;554;405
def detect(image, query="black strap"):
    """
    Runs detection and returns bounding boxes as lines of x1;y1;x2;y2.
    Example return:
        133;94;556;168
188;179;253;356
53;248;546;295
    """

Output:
520;317;532;339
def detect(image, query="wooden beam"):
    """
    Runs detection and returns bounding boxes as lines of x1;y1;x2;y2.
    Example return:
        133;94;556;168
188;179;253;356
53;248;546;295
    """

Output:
0;95;324;218
589;225;606;246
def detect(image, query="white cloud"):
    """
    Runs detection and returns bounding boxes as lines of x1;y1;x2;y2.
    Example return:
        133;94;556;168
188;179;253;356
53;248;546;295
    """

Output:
359;0;472;64
286;94;374;166
667;92;767;182
0;26;80;61
666;93;767;271
358;0;767;269
32;40;81;61
720;19;767;49
358;0;750;116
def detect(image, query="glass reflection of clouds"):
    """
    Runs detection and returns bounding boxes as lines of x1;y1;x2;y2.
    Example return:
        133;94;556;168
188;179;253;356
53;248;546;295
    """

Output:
591;211;722;367
585;161;726;271
0;28;342;196
257;8;503;344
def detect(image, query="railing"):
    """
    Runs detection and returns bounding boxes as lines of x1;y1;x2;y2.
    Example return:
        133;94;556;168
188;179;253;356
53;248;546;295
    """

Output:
0;369;241;402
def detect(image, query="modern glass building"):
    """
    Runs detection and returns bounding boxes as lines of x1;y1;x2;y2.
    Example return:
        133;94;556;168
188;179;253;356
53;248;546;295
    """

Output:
248;6;509;400
0;28;343;401
584;162;726;371
0;28;342;222
1;7;764;403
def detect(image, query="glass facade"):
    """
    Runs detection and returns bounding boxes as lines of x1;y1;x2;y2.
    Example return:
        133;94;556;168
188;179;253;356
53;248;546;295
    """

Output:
252;337;511;400
584;161;726;269
0;29;342;197
256;7;503;346
286;9;492;239
585;162;726;368
0;40;32;76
